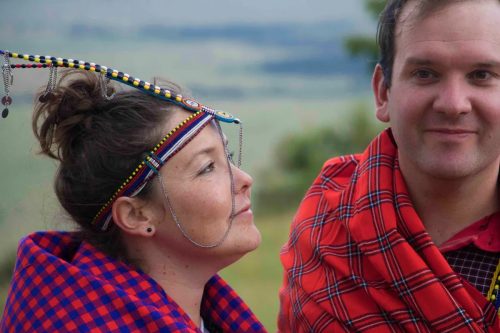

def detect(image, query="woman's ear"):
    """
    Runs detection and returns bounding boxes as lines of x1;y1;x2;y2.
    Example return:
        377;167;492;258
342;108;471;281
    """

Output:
372;64;390;123
112;197;156;237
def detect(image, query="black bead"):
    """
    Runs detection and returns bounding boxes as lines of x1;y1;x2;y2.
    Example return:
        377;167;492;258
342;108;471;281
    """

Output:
2;108;9;118
38;92;54;103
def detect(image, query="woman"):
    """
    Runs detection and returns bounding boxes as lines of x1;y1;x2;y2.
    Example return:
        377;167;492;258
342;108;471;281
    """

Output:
0;51;265;332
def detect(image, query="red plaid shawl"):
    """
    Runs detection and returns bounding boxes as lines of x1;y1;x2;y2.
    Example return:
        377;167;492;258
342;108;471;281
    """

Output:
279;129;499;332
1;231;266;332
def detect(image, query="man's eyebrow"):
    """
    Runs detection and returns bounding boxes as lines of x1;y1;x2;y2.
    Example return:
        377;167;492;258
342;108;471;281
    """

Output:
403;57;434;66
404;57;500;68
472;61;500;68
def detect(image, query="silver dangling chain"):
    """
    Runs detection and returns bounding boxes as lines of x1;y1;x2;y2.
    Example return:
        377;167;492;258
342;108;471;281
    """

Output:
237;121;243;168
40;65;57;101
100;73;115;100
2;51;13;118
157;121;237;248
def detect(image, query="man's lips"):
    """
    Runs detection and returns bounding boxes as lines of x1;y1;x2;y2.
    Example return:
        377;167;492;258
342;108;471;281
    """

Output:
426;128;476;135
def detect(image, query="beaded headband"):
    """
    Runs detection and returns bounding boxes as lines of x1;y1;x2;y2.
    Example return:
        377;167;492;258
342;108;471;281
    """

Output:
1;49;243;231
95;111;214;230
0;50;239;124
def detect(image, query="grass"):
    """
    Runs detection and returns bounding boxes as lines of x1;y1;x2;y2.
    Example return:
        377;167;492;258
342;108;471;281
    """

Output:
220;212;293;331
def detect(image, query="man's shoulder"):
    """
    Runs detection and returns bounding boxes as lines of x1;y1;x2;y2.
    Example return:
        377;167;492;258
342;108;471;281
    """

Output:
314;153;361;188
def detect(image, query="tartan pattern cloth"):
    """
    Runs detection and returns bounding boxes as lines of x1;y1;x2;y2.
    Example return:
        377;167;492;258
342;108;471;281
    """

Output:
0;231;266;332
279;129;500;332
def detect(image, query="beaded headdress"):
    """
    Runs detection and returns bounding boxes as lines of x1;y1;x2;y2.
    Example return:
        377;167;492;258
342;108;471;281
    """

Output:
1;50;243;241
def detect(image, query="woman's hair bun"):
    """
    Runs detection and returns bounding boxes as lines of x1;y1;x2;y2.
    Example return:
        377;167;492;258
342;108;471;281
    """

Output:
33;69;117;162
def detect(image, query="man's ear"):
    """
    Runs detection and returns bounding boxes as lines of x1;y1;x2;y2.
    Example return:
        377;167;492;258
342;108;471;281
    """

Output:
112;197;155;237
372;64;390;123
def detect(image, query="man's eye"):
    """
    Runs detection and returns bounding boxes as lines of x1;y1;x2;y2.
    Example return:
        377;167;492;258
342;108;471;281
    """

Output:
413;69;435;80
469;70;493;81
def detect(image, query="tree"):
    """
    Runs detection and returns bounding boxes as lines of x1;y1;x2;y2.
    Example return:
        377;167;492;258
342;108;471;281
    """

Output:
344;0;386;67
254;0;387;214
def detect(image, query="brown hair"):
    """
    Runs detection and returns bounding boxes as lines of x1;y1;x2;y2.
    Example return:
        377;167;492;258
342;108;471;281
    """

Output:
376;0;488;87
33;69;180;260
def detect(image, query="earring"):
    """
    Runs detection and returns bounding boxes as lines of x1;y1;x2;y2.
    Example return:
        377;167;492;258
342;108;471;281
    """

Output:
2;51;13;118
39;64;57;103
38;65;57;103
146;227;153;233
99;73;115;100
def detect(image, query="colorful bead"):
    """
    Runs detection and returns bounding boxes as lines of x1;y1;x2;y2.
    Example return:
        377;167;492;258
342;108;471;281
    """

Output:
2;96;12;106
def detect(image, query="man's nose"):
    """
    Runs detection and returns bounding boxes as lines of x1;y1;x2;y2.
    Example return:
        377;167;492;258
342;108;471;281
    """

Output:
432;77;472;117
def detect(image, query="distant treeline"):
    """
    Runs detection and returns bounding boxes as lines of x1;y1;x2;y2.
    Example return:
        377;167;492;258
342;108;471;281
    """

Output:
71;21;371;78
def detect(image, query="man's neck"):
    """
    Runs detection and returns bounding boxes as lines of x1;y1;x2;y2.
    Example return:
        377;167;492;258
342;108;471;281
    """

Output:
400;162;499;246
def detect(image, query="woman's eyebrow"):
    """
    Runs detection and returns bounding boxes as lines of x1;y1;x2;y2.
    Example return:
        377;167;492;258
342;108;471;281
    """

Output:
186;146;217;168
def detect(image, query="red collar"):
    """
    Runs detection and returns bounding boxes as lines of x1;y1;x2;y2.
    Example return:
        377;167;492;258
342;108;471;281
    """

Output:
440;211;500;253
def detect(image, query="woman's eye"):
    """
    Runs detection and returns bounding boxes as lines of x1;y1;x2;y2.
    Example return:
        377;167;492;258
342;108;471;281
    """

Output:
228;151;235;163
199;161;215;175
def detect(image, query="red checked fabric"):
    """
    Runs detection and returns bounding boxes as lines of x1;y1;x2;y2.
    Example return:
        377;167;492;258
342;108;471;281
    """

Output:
279;129;499;333
1;231;266;332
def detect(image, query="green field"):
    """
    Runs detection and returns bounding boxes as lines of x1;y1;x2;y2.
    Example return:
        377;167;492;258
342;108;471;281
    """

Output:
0;100;370;331
0;30;375;331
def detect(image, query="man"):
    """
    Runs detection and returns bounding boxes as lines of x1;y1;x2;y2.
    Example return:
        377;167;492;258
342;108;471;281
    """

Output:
279;0;500;332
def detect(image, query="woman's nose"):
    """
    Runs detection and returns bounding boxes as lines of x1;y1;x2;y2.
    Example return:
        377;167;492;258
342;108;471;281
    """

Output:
232;165;253;193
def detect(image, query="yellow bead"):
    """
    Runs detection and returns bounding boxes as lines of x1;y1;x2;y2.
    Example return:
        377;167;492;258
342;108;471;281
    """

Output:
144;84;150;90
495;284;499;290
23;54;29;60
12;53;18;57
133;81;139;86
69;63;74;68
79;65;84;69
154;89;160;94
491;294;496;300
57;61;63;66
175;95;182;102
112;72;118;78
34;57;40;62
123;76;129;82
165;91;171;98
90;67;95;72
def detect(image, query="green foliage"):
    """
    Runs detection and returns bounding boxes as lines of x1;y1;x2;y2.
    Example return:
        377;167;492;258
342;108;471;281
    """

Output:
365;0;387;19
255;105;383;214
344;0;387;68
0;252;16;286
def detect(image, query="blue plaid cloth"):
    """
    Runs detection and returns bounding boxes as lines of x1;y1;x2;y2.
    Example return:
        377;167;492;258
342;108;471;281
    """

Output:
1;231;266;332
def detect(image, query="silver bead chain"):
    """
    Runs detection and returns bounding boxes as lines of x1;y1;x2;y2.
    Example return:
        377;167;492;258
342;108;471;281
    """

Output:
157;121;237;248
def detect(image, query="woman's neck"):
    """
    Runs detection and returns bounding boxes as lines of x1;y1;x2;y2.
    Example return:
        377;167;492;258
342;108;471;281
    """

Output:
149;261;206;327
127;244;215;328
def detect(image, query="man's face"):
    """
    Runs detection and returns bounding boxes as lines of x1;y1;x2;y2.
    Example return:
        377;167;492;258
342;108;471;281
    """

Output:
373;0;500;181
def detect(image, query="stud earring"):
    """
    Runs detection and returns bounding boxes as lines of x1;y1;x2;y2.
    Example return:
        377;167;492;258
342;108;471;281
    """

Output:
146;227;153;233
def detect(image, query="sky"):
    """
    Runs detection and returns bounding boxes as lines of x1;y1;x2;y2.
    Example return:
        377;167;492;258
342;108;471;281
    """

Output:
1;0;372;28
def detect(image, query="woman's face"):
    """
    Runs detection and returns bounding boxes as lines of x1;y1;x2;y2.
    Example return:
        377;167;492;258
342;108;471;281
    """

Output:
149;110;261;267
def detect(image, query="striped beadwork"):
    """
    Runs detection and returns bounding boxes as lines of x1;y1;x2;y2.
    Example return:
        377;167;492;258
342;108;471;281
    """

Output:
93;111;214;231
0;50;238;124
